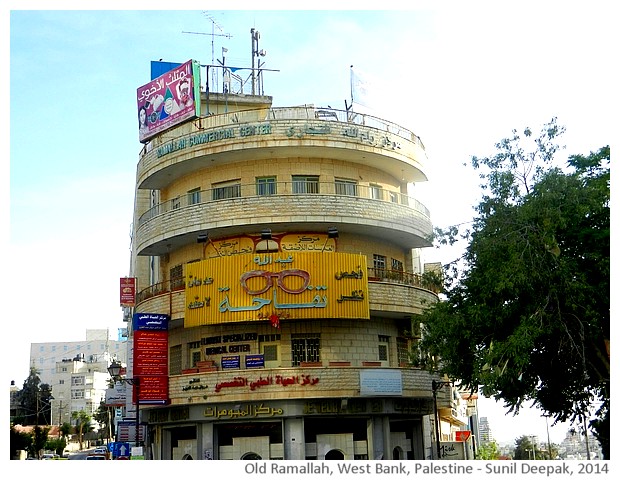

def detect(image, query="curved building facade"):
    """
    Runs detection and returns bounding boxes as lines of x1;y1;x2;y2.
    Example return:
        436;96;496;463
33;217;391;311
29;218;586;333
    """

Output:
128;63;447;460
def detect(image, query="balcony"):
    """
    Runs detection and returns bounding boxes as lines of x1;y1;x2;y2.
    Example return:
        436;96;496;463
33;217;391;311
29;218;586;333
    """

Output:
136;106;428;191
134;267;440;319
135;181;432;256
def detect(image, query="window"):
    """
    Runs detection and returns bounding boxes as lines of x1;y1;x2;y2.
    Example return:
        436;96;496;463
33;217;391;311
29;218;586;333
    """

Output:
256;177;277;196
373;254;386;270
170;345;182;376
292;175;319;194
389;191;398;203
71;390;84;400
212;180;241;200
335;178;358;196
261;343;281;368
378;335;390;366
188;188;201;205
170;264;184;290
172;196;181;209
291;334;321;366
370;184;383;200
72;376;85;386
397;337;410;366
391;258;403;271
191;349;201;368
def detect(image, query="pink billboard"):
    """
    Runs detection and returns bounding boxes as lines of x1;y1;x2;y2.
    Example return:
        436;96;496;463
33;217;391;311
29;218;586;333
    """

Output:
137;59;201;143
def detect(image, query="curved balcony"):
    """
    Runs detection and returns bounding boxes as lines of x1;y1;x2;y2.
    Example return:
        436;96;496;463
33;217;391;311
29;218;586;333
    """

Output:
135;182;432;256
134;268;440;320
136;106;428;190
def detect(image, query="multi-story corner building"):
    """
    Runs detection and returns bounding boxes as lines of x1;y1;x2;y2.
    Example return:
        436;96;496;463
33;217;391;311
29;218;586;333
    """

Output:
28;329;127;426
127;53;451;460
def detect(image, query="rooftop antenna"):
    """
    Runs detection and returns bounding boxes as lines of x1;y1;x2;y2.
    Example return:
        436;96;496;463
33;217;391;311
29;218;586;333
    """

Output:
183;12;232;90
251;28;267;95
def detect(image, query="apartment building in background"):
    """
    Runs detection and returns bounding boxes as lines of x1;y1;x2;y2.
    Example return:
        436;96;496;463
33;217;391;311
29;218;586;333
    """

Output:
28;329;127;426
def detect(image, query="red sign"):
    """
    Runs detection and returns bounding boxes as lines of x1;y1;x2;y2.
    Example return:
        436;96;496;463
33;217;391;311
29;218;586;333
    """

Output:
120;277;136;307
455;431;471;442
133;329;169;404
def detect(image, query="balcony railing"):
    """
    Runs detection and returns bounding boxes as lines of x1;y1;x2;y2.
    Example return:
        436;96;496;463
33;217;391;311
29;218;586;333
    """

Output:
140;105;425;158
138;181;430;228
135;267;439;304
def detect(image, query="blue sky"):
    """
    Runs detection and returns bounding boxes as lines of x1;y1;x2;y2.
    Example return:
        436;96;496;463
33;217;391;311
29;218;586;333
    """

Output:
4;2;615;448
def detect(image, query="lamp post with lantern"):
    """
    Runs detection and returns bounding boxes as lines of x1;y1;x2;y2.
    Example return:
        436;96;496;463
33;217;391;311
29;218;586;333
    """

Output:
107;361;141;446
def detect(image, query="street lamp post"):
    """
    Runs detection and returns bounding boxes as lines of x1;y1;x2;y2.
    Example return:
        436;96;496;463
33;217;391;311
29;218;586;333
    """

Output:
107;361;141;447
432;380;453;460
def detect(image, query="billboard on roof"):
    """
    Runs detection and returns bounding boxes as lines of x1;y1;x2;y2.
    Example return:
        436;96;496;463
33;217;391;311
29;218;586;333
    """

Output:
137;59;201;143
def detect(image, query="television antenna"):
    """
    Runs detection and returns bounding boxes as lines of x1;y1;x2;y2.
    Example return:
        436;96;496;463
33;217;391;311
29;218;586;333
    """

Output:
183;12;232;89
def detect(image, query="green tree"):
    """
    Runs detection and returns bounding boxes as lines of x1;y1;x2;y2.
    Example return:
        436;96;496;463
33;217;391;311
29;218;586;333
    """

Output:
418;119;610;457
59;422;73;439
29;426;50;459
477;440;501;460
513;435;542;460
93;400;115;444
45;437;67;457
19;367;54;426
9;426;32;459
71;410;93;450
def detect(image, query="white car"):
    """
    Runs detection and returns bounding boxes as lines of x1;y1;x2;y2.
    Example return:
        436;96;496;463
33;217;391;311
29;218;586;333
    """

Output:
93;447;108;455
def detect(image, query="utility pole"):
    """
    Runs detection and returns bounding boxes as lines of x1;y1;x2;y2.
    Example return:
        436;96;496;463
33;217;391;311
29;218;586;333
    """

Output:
58;400;64;438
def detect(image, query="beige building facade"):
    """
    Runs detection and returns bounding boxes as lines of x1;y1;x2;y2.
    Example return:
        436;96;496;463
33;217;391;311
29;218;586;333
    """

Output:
128;66;453;460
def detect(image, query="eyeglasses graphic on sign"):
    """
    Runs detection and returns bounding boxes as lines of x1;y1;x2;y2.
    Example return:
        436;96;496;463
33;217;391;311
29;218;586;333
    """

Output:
240;269;310;295
218;269;328;312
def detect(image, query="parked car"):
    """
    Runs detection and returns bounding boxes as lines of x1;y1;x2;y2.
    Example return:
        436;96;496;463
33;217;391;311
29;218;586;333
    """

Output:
86;455;106;460
93;447;107;455
42;453;59;460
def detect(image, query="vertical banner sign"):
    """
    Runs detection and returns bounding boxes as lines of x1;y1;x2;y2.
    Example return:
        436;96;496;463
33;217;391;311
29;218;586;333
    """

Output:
120;277;136;307
137;59;201;143
132;313;169;405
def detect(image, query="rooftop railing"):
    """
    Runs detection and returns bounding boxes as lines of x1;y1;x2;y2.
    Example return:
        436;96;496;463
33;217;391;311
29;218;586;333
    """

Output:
140;105;424;158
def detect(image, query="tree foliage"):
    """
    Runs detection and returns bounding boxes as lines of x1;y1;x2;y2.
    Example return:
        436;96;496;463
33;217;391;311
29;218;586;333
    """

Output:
9;427;31;459
418;119;610;457
71;409;93;450
477;440;501;460
30;426;50;459
18;367;53;426
93;400;115;443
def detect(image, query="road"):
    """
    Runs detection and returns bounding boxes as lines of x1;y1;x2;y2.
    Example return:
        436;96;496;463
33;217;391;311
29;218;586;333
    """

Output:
67;448;105;460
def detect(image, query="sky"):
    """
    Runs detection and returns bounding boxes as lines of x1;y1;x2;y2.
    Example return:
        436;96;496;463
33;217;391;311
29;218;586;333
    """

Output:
4;1;615;450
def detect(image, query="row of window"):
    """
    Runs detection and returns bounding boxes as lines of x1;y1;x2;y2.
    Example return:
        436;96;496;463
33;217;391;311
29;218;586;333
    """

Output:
38;343;116;352
177;335;412;373
177;177;401;206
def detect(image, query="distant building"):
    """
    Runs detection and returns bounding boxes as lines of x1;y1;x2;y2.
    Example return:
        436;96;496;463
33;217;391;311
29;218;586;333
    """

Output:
558;429;603;460
27;329;127;426
478;416;494;444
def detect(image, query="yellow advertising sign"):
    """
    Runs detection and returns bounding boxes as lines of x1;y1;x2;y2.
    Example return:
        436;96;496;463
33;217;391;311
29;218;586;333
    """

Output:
185;252;369;327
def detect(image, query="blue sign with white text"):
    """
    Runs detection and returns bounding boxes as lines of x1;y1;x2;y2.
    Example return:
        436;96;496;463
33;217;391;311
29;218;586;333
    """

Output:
132;313;169;331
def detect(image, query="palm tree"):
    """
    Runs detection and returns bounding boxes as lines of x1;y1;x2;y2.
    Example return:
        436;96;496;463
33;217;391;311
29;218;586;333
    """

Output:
71;410;93;450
